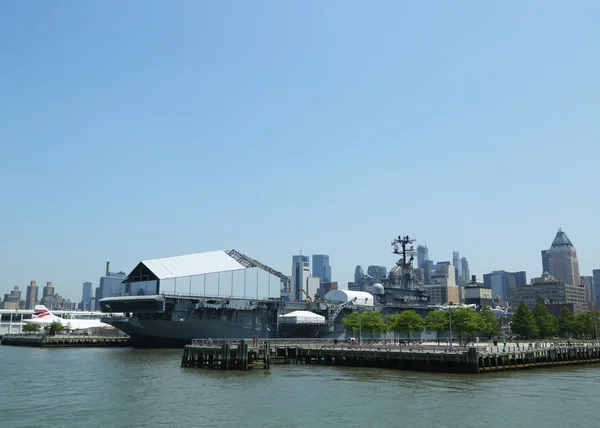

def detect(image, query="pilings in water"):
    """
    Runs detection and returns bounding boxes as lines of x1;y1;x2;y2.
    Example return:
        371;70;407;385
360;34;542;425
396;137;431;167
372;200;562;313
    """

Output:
0;334;131;348
182;340;600;374
181;340;271;370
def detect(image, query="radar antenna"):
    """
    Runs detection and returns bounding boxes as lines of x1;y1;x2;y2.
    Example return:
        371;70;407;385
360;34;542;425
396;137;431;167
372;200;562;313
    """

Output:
391;235;417;289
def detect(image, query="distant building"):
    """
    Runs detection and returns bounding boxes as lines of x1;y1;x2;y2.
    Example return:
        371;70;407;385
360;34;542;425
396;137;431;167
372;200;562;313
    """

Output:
541;250;550;274
354;265;364;283
483;271;517;305
461;257;470;284
291;255;310;302
319;281;338;299
423;260;434;285
463;284;493;307
306;277;320;301
81;281;93;310
452;252;462;280
3;287;21;309
425;264;459;305
594;270;600;305
41;282;55;307
25;281;38;310
510;272;588;310
96;263;127;307
311;254;331;283
367;265;387;281
513;271;527;287
580;276;594;303
417;245;428;268
544;228;581;286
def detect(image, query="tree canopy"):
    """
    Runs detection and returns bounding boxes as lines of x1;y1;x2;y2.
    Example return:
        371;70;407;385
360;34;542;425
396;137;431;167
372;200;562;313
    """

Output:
387;310;425;340
480;306;501;339
533;302;556;338
342;311;386;340
510;301;538;338
22;323;41;333
451;308;485;343
425;310;449;344
558;307;577;337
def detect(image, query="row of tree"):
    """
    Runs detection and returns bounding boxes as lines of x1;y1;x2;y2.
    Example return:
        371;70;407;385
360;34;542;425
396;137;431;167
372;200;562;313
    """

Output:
342;307;501;344
511;302;598;339
342;303;599;342
22;321;66;335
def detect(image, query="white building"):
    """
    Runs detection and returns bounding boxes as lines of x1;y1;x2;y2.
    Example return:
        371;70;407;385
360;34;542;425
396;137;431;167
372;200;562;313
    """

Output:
291;257;310;302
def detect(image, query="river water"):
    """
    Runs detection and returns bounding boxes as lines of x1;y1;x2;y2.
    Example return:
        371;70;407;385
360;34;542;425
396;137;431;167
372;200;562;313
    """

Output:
1;346;598;428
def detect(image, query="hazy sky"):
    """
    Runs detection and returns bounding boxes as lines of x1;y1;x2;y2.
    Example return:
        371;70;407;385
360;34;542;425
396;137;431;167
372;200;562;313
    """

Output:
1;1;599;301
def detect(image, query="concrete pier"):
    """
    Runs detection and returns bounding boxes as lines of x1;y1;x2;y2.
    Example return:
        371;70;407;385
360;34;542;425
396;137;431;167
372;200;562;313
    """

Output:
182;339;600;374
0;334;131;348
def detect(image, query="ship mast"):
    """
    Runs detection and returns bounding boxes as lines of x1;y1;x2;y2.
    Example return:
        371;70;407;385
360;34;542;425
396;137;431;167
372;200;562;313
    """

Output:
391;235;416;289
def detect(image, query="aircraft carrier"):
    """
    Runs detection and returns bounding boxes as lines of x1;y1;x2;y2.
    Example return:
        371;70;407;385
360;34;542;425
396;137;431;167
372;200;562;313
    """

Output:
100;237;431;347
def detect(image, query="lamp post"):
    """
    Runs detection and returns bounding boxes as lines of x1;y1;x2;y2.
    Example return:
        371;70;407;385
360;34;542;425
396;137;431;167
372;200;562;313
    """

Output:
358;308;362;346
449;308;453;349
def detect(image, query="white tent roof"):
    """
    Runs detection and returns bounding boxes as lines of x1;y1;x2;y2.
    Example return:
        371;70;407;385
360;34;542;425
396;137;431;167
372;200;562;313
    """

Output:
279;310;325;320
142;251;245;279
324;289;374;306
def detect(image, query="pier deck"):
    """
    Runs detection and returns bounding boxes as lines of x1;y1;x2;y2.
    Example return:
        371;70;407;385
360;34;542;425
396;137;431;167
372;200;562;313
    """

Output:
0;334;131;348
182;339;600;374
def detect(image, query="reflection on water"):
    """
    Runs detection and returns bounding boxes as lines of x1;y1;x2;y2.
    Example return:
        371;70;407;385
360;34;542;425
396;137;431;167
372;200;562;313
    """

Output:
1;346;599;428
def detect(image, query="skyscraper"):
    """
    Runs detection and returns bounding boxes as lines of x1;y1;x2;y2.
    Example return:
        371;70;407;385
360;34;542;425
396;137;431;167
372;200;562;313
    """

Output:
354;265;364;283
41;282;55;307
291;254;310;301
453;251;462;279
311;255;331;283
593;270;600;305
25;280;38;309
417;245;428;268
483;271;517;305
580;276;595;303
81;281;93;310
461;257;470;284
544;228;581;286
541;250;550;273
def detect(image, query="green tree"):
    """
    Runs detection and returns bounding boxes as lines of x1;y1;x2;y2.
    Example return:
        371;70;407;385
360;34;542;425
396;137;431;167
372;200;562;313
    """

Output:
532;302;557;338
22;323;41;333
44;321;67;336
387;310;425;342
558;308;577;337
452;308;485;344
425;310;449;344
575;312;595;338
480;306;501;340
510;301;538;338
342;311;386;341
360;311;386;340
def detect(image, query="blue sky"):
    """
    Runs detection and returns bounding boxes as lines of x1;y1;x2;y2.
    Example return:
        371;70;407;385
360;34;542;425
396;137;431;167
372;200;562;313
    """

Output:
1;1;599;301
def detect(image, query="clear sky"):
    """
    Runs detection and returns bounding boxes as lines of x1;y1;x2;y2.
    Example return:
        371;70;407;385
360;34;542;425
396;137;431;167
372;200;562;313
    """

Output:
1;1;599;301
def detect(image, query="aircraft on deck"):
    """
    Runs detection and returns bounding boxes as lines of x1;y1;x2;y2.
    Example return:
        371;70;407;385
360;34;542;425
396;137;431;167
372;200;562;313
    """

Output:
25;305;110;330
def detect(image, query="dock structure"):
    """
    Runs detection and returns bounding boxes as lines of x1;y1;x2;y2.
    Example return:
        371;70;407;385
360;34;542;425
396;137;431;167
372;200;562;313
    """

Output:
181;339;271;370
182;339;600;374
0;334;131;348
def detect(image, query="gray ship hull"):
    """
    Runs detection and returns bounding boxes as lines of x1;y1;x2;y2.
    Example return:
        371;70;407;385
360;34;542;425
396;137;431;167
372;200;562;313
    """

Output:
108;316;346;348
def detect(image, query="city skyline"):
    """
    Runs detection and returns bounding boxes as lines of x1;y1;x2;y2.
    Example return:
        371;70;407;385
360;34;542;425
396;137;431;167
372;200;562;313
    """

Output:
1;227;597;302
1;3;599;300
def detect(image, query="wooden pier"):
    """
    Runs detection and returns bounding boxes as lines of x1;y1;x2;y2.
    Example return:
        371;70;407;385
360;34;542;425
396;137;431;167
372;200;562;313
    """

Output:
182;339;600;374
0;334;131;348
181;340;271;370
